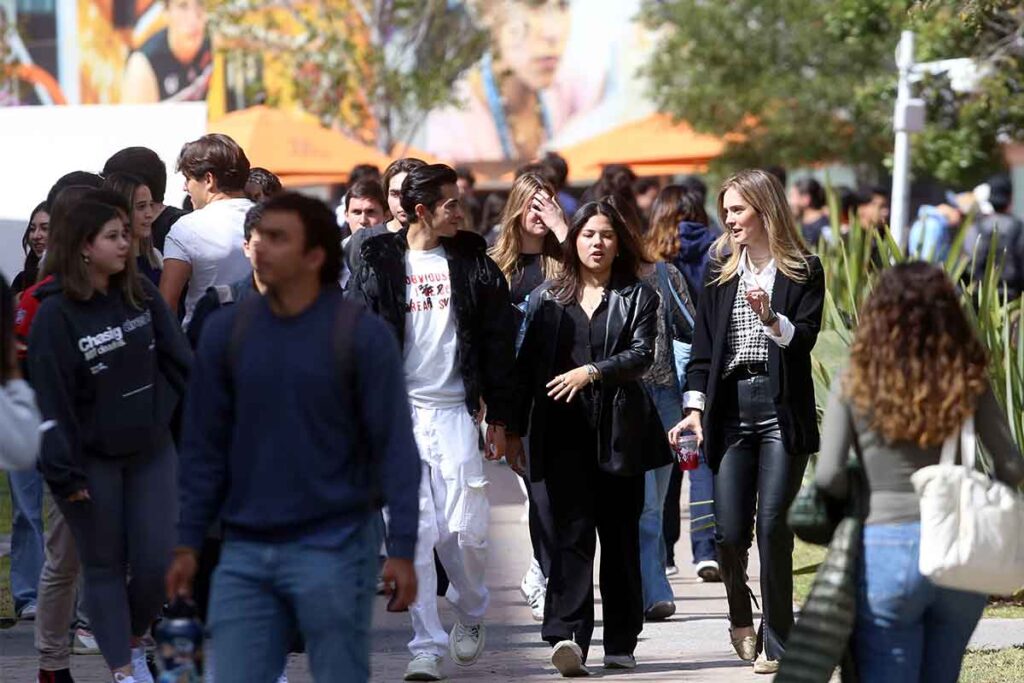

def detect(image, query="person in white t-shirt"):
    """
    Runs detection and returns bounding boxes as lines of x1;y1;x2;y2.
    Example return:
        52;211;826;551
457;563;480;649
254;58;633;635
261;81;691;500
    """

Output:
350;164;524;683
159;133;254;328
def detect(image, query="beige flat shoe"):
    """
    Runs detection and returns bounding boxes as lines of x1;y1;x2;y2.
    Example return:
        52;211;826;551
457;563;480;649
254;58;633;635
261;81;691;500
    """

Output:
753;654;780;674
730;629;757;662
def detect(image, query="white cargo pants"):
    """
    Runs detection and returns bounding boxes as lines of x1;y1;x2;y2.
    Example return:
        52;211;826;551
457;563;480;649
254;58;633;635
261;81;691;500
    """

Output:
407;405;490;658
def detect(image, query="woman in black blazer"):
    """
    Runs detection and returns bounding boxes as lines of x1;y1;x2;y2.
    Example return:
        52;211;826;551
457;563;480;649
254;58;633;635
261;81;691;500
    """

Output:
516;199;673;677
669;169;824;674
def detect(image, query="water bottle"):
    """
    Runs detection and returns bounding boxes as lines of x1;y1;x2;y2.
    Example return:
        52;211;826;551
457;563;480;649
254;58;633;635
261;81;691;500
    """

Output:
154;598;204;683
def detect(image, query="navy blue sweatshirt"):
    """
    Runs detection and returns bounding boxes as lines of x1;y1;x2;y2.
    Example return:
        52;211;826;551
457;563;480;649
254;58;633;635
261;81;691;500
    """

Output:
177;287;421;559
28;277;191;497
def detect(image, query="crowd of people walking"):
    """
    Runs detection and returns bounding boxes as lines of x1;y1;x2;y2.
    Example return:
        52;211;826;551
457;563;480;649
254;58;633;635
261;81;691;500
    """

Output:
1;131;1023;683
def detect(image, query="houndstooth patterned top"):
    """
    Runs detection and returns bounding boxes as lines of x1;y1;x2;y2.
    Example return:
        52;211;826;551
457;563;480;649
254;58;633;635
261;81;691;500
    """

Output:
725;277;770;374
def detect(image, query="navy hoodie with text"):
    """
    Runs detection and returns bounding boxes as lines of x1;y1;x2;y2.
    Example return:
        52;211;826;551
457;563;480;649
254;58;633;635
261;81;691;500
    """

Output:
27;277;191;497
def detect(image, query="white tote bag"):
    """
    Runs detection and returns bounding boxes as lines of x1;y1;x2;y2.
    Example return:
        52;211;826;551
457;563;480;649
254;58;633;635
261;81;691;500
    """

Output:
911;417;1024;596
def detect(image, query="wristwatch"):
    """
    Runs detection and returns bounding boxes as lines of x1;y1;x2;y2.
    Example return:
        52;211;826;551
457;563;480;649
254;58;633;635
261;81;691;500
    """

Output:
762;309;779;326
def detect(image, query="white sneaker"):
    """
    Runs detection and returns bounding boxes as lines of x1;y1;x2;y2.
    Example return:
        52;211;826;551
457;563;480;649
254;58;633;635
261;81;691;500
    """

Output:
73;627;101;655
551;640;590;677
130;646;155;683
520;558;545;599
664;564;679;577
449;621;485;666
696;559;721;582
404;653;445;681
525;588;545;621
276;672;289;683
603;654;637;669
113;674;136;683
18;603;37;620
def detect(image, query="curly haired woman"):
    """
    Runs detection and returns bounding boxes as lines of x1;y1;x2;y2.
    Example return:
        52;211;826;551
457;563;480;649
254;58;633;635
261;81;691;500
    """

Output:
816;262;1024;683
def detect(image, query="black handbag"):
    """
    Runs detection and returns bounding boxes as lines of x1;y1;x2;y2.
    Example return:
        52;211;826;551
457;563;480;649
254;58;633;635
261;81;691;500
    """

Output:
788;413;861;545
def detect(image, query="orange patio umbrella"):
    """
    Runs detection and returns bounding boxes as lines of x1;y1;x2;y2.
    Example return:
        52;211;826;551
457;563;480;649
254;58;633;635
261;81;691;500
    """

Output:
207;105;393;186
556;113;726;182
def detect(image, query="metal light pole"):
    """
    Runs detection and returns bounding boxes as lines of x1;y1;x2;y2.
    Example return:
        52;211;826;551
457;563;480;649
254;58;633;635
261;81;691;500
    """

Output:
891;31;925;251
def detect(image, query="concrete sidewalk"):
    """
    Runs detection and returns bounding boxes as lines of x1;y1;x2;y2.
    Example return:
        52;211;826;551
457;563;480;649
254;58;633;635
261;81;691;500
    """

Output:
2;461;1022;681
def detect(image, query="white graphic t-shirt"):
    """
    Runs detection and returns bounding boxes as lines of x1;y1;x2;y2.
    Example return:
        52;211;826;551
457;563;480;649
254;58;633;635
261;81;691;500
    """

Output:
403;247;465;408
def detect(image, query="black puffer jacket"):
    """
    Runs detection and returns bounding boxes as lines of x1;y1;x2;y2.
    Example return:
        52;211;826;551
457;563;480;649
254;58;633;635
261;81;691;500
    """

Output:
515;276;673;482
349;229;519;430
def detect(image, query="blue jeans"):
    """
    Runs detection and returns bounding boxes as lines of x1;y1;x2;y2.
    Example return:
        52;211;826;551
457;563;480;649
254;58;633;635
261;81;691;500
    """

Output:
855;522;987;683
640;384;680;608
8;469;44;613
208;520;379;683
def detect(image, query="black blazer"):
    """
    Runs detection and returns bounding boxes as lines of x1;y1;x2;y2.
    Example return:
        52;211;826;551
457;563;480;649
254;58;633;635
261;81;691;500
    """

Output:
516;276;674;483
685;256;825;472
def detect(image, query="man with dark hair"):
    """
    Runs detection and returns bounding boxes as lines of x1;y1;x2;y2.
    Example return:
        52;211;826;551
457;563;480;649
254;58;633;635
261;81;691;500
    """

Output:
966;174;1024;299
789;177;830;246
764;165;787;189
103;146;185;252
633;177;661;225
855;185;890;230
244;167;282;203
350;164;522;682
167;192;420;683
345;158;427;277
541;152;578;217
454;166;482;233
339;180;388;288
160;134;253;327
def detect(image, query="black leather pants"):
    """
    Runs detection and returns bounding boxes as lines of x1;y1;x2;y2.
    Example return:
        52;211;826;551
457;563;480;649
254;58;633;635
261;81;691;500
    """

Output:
713;373;809;660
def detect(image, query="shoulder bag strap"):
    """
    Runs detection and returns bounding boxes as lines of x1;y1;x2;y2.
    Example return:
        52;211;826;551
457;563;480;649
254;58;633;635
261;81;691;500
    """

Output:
656;262;695;329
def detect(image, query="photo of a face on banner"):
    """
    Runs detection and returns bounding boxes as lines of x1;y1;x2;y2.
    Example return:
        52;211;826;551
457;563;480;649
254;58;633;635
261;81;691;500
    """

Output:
421;0;608;164
121;0;212;103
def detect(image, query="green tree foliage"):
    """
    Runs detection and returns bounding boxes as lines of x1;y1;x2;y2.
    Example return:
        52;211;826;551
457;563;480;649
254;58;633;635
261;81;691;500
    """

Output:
207;1;489;153
640;0;1024;187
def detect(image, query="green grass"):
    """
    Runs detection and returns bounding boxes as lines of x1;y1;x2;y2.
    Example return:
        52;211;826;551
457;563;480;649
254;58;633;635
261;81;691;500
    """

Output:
960;647;1024;682
792;538;1024;618
792;537;827;607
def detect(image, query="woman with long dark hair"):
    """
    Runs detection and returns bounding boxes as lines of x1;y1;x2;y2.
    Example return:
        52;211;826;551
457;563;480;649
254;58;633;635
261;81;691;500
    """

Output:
12;202;50;294
516;200;672;677
102;172;162;285
669;169;824;674
816;263;1024;682
28;199;190;683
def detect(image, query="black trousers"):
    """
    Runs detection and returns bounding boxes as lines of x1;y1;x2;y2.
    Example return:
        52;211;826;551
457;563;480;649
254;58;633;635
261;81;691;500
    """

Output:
525;475;555;577
714;374;809;660
541;446;645;661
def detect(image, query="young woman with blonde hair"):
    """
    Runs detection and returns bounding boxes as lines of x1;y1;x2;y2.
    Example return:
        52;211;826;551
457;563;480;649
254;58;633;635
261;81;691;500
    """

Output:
669;168;824;674
489;171;567;621
490;172;568;311
816;262;1024;682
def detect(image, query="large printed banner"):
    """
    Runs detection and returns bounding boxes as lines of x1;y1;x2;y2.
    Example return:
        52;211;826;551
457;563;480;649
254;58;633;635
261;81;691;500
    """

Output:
1;0;656;164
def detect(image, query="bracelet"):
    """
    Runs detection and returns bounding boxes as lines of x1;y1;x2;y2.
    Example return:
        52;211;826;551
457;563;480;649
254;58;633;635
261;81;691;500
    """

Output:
762;309;779;326
586;364;601;382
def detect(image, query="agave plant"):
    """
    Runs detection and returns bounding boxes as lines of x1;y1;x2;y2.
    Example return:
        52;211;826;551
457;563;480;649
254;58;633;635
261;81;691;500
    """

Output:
810;206;1024;469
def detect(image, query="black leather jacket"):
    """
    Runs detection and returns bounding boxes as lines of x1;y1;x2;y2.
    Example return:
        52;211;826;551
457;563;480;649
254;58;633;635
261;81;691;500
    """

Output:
348;229;519;429
516;276;673;482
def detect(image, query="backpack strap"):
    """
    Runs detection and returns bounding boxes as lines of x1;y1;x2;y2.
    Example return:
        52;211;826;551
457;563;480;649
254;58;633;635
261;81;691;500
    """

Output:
213;285;235;306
